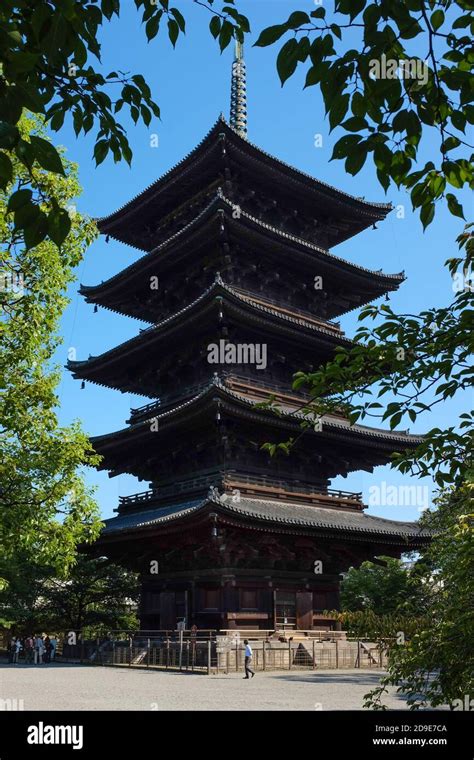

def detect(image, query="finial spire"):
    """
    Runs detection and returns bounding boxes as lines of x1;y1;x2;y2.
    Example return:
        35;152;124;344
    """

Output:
230;39;247;137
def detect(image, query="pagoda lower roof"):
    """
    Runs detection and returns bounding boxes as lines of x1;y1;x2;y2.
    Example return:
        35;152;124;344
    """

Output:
96;117;391;250
83;193;403;322
91;378;423;455
67;279;353;392
97;494;430;547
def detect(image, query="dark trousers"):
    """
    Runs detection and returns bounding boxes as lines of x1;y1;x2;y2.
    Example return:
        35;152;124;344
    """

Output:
244;656;254;677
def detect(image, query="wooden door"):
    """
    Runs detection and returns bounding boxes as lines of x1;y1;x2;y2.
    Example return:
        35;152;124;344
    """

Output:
274;590;296;629
296;592;313;630
160;591;176;630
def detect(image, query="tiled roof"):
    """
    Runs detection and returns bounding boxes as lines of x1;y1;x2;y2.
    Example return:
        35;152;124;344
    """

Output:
97;116;391;234
100;494;430;543
68;278;352;373
91;378;423;447
82;192;403;304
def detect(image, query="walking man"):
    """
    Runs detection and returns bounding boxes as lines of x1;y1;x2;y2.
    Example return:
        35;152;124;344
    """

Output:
243;639;255;679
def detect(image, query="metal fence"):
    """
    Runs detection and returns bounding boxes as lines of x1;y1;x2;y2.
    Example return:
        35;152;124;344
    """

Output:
3;630;390;673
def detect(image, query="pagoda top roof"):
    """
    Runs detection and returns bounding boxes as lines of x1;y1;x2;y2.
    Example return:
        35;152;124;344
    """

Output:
98;493;430;545
83;192;403;321
97;117;392;250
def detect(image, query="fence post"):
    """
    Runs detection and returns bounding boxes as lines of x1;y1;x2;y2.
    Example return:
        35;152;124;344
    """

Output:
166;638;170;669
288;640;292;670
112;639;116;666
262;640;266;672
312;640;316;670
129;636;132;667
235;641;239;673
335;639;339;669
207;640;211;675
357;639;361;668
187;640;190;671
147;638;150;668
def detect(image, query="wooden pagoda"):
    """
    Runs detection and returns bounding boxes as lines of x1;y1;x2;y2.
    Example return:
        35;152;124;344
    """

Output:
70;46;429;632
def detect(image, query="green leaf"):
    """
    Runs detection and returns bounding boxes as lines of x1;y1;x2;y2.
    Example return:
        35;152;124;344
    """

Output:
0;152;13;189
345;146;367;175
14;200;41;231
431;10;444;31
329;93;350;131
254;24;287;47
446;194;465;220
277;38;299;85
209;16;221;39
145;12;162;41
170;7;185;32
286;11;310;29
24;211;48;249
168;19;179;47
30;136;65;175
50;110;65;132
219;20;233;52
7;189;33;213
48;207;72;247
0;122;20;150
93;139;109;166
420;202;435;229
330;134;362;160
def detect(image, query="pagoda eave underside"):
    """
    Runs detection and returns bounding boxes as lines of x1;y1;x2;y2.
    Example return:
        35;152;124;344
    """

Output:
67;282;354;394
90;384;422;480
84;197;402;322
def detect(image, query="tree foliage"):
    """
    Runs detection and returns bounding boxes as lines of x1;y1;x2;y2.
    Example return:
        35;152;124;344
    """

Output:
340;555;431;615
0;554;139;633
254;0;473;228
0;0;250;248
251;1;473;487
365;485;474;709
0;114;102;582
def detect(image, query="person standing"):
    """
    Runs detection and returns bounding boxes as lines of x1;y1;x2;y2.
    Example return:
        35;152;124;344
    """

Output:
243;639;255;679
12;638;22;664
50;635;57;661
44;636;51;663
35;635;44;664
25;635;34;664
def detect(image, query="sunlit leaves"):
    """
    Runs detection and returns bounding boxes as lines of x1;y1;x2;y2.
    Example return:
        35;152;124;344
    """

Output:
1;114;102;575
253;0;472;227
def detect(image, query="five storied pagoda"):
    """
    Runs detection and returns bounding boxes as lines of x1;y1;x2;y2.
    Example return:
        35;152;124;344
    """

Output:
69;45;429;631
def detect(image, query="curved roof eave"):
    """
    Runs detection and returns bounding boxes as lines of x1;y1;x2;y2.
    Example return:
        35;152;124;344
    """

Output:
67;278;353;376
98;495;430;541
96;116;392;236
90;378;424;449
81;192;403;304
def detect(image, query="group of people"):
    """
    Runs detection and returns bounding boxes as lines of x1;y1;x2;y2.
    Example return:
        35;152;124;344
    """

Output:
8;634;58;664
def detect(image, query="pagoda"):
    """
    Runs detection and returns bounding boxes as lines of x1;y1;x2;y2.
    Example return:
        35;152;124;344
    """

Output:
70;46;429;632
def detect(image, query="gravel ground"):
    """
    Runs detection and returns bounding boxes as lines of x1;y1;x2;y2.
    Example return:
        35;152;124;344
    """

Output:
0;663;414;711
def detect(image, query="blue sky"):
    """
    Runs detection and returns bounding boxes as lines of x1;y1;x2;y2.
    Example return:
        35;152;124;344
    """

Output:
53;1;470;524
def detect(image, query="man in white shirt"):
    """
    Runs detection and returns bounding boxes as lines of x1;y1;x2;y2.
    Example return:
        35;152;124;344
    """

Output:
243;639;255;679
